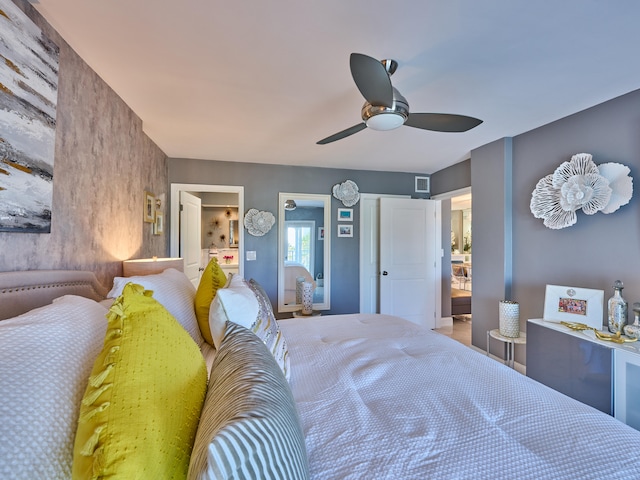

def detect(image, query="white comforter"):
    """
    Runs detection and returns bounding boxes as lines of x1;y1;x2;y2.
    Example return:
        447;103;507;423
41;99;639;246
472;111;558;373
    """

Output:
280;313;640;479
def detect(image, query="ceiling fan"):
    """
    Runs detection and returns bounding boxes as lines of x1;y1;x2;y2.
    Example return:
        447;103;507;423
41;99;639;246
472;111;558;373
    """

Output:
317;53;483;145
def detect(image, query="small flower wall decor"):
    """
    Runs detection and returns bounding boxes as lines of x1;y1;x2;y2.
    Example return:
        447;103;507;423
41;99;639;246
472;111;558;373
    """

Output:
332;179;360;206
244;208;275;236
530;153;633;229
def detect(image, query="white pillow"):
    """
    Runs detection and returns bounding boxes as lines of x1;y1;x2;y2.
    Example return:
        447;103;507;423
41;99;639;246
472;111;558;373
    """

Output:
108;268;204;346
0;295;108;479
209;275;290;381
209;274;259;349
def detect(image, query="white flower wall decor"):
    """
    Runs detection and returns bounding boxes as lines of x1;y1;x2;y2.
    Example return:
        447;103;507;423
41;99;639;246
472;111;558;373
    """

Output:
243;209;275;236
530;153;633;229
332;180;360;207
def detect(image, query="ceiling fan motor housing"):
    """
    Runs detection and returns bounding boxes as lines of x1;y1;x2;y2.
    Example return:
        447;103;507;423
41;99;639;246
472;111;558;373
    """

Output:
361;88;409;131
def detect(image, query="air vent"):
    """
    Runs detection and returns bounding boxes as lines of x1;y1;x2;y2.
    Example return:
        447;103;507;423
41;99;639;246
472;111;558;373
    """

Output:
415;176;430;193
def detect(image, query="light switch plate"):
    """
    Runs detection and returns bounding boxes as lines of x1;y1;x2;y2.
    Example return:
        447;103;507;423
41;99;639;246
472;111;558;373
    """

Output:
246;250;256;261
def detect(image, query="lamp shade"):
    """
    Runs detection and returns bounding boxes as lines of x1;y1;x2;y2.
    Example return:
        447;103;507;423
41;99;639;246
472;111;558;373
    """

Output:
123;257;184;277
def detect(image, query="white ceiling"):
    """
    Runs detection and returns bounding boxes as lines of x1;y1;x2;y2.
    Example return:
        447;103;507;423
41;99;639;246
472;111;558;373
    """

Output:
32;0;640;174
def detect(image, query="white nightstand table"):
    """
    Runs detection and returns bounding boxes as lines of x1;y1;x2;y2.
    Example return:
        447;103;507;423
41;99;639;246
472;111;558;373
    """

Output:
486;329;527;368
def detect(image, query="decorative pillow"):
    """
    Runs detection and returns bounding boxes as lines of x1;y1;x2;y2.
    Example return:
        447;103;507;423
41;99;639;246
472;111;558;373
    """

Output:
209;275;290;381
73;283;208;480
194;257;227;345
0;296;108;480
248;278;291;381
108;267;205;346
187;322;309;480
208;273;259;350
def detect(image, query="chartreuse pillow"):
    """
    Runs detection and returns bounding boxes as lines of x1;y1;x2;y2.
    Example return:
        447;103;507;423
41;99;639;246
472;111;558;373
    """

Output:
72;283;208;480
194;257;227;345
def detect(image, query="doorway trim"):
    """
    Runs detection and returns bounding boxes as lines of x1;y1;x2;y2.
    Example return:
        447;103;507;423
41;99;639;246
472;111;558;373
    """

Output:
431;186;471;329
170;183;245;277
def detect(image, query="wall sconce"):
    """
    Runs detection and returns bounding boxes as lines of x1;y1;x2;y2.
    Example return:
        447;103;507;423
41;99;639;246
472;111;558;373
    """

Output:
284;199;297;211
123;257;184;277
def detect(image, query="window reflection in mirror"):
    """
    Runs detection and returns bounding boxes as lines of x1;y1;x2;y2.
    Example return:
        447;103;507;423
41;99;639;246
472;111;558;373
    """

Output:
278;193;331;313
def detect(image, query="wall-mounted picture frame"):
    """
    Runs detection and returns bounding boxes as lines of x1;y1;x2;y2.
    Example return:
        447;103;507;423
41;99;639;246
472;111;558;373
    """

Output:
318;226;325;240
543;284;604;329
338;208;353;221
338;224;353;238
144;191;155;223
154;212;164;235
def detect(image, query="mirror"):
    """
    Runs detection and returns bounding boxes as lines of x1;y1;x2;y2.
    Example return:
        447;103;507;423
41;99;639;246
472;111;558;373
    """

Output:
278;192;331;312
229;220;239;247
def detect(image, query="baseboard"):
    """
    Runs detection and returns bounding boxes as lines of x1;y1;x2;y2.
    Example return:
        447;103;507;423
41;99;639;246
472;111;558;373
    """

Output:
437;316;453;329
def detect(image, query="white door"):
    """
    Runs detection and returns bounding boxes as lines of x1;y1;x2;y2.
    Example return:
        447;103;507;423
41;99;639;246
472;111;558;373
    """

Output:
180;191;202;287
380;198;439;328
359;194;410;313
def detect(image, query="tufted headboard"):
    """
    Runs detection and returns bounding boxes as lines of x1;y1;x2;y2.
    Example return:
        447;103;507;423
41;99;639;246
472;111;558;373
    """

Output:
0;270;108;320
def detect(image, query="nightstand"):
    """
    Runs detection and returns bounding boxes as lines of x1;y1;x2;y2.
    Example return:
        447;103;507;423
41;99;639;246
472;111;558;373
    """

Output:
486;329;526;369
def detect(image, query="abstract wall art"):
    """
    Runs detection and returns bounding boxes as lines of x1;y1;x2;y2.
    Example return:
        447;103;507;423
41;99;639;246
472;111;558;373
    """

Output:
0;0;59;233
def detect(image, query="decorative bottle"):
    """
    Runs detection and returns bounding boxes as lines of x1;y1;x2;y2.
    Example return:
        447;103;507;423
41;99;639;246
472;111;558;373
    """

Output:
607;280;628;334
624;303;640;339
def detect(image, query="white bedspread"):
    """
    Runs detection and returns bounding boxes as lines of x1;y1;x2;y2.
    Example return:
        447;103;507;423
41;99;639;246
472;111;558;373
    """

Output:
280;313;640;479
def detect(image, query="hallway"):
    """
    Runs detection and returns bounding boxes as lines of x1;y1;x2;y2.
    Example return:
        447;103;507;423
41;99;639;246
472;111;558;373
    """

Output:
434;316;471;346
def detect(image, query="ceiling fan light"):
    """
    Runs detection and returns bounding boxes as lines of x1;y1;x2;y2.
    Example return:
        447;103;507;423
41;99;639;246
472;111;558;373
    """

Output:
366;113;405;131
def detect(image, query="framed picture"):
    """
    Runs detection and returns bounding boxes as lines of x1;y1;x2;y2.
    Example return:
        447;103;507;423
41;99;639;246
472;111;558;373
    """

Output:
144;191;155;223
543;284;604;329
338;208;353;221
154;212;164;235
318;226;325;240
338;224;353;238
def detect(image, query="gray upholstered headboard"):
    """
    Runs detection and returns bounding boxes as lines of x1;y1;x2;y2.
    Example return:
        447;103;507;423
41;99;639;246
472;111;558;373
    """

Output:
0;270;108;320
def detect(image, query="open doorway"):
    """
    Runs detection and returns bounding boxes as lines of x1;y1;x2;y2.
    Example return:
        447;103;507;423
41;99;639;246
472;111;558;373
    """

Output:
431;187;471;345
449;191;472;345
170;183;244;284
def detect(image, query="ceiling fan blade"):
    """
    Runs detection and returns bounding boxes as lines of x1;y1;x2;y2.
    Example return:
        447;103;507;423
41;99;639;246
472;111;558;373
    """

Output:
405;113;483;132
350;53;393;108
317;123;367;145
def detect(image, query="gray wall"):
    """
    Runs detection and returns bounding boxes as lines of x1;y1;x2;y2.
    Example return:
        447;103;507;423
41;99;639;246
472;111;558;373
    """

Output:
0;1;168;288
168;159;429;315
430;159;471;196
470;89;640;362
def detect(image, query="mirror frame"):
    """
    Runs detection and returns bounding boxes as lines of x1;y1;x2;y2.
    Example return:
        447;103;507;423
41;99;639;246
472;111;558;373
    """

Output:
278;192;331;313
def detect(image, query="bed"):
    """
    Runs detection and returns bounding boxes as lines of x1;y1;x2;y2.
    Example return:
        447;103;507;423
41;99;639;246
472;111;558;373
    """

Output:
2;268;640;479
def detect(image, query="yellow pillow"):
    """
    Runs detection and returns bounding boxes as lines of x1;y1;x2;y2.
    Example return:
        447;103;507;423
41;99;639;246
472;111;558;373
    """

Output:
72;283;208;480
194;257;227;344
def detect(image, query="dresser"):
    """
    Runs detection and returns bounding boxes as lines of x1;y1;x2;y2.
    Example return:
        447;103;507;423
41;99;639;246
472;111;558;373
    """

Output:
527;318;640;429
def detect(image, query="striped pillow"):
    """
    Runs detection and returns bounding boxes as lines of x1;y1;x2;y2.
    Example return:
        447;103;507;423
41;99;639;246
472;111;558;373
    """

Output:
188;322;309;480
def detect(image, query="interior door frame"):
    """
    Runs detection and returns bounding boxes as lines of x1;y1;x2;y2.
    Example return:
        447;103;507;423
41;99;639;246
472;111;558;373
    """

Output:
170;183;245;277
431;186;471;327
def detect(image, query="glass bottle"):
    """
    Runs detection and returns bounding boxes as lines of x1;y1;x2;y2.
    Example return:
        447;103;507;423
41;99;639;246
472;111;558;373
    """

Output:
624;303;640;339
608;280;628;334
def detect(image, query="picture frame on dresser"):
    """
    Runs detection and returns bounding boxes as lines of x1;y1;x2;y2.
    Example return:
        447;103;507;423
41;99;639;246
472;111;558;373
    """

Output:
543;284;604;329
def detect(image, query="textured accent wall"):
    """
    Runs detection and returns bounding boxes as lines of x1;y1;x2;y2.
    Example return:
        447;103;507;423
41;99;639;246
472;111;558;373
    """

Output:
0;0;168;289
